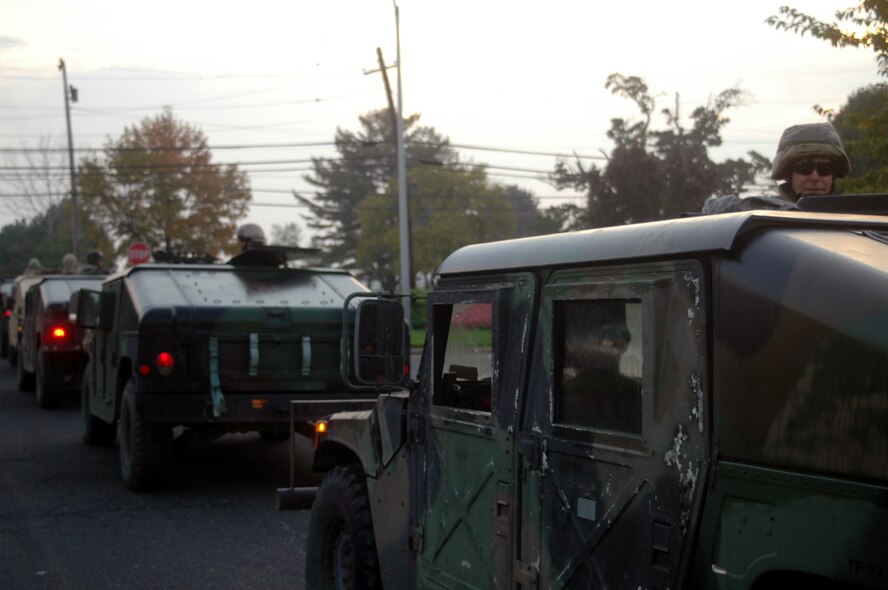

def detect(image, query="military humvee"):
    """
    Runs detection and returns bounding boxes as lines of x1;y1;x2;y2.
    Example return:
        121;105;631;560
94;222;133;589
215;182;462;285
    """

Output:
294;197;888;589
71;247;379;492
17;275;106;408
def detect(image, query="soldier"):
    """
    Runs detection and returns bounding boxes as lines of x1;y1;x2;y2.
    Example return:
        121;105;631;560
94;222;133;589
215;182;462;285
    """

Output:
24;258;44;276
61;253;78;274
82;250;106;274
703;122;851;213
236;223;266;252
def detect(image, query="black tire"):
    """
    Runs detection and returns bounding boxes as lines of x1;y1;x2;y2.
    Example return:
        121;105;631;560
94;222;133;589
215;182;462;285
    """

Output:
16;352;35;392
1;332;8;359
8;344;17;367
118;381;172;492
81;375;116;446
35;352;58;409
306;464;382;590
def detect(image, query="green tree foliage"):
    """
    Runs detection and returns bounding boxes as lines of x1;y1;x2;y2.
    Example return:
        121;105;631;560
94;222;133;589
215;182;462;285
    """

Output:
0;200;112;278
766;2;888;78
270;222;303;247
552;74;758;227
503;185;566;237
356;165;516;289
297;110;457;267
78;108;251;258
832;83;888;192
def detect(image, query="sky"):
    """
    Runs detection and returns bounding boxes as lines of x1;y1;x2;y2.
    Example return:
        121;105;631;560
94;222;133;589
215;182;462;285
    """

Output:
0;0;882;246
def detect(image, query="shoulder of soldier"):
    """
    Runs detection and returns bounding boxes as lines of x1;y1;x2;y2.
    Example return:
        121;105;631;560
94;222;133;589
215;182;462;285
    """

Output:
702;194;797;214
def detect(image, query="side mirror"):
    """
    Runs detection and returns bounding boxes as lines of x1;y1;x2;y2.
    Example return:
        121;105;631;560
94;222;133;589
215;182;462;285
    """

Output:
353;298;408;386
70;289;112;330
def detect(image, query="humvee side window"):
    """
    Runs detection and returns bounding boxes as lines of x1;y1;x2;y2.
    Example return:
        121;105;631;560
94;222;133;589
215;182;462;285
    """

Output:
435;302;494;412
554;299;643;434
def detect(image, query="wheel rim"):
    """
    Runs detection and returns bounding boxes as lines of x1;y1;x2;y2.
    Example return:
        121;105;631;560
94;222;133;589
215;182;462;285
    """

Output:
327;519;353;590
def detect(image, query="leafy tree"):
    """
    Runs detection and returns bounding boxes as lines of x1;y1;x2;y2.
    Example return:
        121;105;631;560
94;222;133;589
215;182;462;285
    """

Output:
296;110;457;268
356;165;516;288
78;108;251;258
831;83;888;192
538;202;586;233
270;222;303;247
503;185;566;237
551;74;759;227
766;2;888;78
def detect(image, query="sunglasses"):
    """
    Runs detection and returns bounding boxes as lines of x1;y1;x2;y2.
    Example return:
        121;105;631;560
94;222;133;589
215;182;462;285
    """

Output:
792;160;835;176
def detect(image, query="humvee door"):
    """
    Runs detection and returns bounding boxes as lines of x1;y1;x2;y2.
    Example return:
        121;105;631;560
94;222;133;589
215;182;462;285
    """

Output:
413;273;535;589
523;261;708;588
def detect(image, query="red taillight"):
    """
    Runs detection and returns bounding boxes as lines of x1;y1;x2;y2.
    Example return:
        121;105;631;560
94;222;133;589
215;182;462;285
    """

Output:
138;364;151;376
3;310;9;318
44;325;69;344
156;352;174;376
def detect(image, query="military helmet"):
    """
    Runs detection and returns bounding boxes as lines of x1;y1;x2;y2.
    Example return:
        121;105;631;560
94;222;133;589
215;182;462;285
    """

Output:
62;253;78;273
236;223;266;246
771;123;851;180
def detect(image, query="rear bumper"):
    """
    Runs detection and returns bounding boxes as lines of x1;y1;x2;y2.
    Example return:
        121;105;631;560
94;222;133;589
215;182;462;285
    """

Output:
137;391;379;426
41;350;88;392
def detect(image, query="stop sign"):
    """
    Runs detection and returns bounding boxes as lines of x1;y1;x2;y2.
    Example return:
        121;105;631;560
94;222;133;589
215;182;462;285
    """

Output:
127;242;151;266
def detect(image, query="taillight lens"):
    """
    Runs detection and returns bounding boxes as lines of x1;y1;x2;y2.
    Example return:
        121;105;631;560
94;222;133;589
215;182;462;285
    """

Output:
44;324;69;344
156;352;174;376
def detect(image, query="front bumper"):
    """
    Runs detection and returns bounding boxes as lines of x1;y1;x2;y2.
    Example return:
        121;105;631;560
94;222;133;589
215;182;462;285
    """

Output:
136;391;379;426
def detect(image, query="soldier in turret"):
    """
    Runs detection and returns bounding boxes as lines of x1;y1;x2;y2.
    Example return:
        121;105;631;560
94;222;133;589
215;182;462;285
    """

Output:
703;122;851;213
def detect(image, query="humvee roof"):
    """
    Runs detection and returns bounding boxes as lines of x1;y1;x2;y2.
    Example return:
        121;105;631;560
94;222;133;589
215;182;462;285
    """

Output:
105;263;364;310
437;210;888;275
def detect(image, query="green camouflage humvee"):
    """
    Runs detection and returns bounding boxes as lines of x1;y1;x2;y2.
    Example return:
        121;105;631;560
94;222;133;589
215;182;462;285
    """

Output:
292;196;888;589
71;247;378;492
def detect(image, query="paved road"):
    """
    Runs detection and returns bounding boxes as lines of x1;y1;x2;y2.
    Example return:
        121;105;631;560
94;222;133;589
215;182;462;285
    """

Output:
0;362;321;589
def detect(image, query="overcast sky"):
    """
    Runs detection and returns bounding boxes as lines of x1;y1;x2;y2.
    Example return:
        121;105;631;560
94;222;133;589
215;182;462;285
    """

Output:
0;0;882;243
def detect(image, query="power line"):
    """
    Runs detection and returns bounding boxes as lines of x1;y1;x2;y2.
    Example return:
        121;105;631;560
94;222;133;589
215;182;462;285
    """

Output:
0;140;606;161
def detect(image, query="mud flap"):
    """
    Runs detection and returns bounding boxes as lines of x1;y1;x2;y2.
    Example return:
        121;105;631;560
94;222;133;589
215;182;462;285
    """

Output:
208;334;228;417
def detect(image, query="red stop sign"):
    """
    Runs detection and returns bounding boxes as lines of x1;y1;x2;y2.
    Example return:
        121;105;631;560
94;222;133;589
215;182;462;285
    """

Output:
127;242;151;266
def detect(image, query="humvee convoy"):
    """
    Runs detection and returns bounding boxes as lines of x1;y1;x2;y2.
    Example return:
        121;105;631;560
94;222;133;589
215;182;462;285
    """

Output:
3;197;887;587
282;196;888;589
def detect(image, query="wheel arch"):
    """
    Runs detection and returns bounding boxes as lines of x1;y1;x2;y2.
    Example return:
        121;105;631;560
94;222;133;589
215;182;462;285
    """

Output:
114;358;134;416
314;438;365;473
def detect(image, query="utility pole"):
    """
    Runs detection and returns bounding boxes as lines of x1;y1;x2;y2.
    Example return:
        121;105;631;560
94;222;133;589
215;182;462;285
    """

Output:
58;58;79;258
393;1;411;325
365;47;415;297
